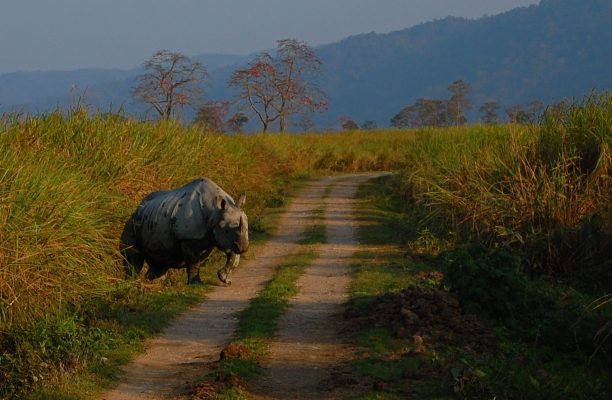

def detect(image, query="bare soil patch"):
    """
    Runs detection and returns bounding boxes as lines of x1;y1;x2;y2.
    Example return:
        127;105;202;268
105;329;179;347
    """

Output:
345;284;495;351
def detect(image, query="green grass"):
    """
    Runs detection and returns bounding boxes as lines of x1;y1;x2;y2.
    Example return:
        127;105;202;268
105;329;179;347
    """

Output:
212;251;318;384
236;251;318;342
347;176;442;398
347;171;612;399
394;94;611;282
235;212;327;342
22;284;207;399
207;249;316;400
349;176;422;312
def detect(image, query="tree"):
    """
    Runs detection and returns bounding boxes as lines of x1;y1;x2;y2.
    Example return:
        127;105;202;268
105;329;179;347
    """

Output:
361;120;378;130
447;80;471;126
134;50;207;120
526;100;545;123
340;116;359;130
275;39;328;132
391;98;449;128
506;104;531;124
229;39;327;132
229;54;279;132
506;100;546;124
227;112;249;133
479;101;500;124
194;101;230;132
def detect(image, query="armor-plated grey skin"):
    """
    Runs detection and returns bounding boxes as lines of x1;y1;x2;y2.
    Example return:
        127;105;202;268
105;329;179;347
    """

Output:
120;178;249;285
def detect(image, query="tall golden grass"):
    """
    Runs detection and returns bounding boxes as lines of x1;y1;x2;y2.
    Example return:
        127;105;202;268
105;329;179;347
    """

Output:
394;95;611;279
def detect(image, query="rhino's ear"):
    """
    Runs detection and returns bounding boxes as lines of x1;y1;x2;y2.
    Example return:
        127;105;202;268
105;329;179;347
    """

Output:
236;193;246;208
215;195;228;210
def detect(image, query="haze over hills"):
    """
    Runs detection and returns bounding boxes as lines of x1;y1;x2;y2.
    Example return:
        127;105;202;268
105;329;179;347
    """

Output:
1;0;610;128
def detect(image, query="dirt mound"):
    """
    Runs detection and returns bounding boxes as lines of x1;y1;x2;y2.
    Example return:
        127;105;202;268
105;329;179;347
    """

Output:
186;344;251;399
345;284;493;349
219;343;252;361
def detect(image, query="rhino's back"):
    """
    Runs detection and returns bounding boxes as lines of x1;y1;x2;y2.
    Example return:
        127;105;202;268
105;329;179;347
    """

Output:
133;178;232;252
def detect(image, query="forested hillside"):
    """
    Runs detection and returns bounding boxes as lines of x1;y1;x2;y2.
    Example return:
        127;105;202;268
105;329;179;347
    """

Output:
317;0;612;125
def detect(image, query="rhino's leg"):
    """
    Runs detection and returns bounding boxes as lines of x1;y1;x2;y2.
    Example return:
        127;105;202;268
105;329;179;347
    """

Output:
120;217;144;278
181;244;212;285
146;263;171;280
123;247;145;278
217;252;240;285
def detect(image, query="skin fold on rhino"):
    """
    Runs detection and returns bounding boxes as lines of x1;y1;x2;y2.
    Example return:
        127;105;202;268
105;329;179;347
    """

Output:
119;177;249;285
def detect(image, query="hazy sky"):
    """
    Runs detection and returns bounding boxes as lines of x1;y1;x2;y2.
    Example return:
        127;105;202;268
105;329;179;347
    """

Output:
0;0;539;74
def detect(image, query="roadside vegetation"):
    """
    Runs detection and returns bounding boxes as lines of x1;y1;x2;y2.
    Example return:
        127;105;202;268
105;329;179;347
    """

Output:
1;93;610;399
346;94;612;399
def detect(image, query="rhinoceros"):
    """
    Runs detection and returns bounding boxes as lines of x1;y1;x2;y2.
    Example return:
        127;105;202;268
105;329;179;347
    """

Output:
120;177;249;285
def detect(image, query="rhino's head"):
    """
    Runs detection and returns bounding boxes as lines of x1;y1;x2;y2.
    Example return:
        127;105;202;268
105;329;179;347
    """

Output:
213;193;249;255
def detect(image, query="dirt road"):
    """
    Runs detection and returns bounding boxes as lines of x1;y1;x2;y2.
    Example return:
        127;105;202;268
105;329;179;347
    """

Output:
103;173;386;400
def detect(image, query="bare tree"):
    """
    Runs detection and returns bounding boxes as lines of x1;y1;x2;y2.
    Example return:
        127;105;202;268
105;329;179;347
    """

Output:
229;39;327;132
134;50;207;120
274;39;327;132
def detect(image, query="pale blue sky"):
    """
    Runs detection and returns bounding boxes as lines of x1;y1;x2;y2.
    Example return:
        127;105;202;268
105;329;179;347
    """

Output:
0;0;539;73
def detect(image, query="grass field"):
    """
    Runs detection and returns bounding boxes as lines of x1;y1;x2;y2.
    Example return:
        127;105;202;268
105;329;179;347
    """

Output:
1;93;610;398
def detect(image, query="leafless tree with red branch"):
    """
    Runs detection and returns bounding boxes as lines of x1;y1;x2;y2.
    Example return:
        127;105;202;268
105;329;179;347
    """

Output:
229;39;327;132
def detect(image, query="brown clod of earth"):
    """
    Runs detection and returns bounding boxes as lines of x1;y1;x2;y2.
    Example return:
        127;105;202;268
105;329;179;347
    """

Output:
346;285;494;350
219;343;252;361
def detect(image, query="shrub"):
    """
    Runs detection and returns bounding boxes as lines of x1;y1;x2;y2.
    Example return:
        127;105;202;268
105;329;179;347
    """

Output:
442;245;528;321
